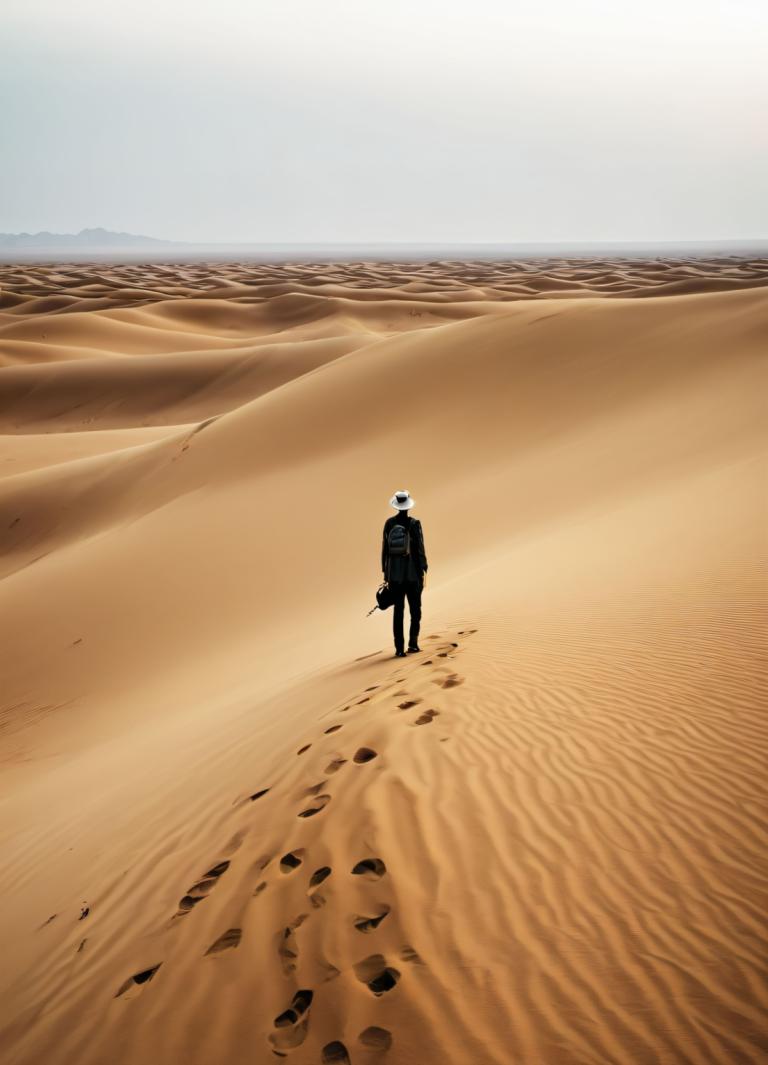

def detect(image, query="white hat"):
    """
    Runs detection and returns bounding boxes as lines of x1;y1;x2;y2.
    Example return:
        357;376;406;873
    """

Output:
389;489;415;510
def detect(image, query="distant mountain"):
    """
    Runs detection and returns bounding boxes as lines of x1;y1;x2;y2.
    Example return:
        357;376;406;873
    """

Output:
0;227;183;249
0;230;765;262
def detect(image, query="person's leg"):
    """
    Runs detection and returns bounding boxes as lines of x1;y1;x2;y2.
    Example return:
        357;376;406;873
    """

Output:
391;582;406;653
405;579;422;649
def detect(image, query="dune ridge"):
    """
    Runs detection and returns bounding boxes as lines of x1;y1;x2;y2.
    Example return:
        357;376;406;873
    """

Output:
2;257;768;320
0;261;766;1065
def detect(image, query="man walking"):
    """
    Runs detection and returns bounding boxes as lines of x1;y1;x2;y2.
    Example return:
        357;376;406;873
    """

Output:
381;489;428;658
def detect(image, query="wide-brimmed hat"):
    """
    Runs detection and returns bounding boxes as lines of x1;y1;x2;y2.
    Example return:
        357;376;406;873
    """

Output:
389;489;415;510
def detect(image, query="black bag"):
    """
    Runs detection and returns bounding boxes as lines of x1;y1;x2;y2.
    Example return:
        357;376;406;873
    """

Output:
367;582;395;615
387;522;410;557
376;582;395;610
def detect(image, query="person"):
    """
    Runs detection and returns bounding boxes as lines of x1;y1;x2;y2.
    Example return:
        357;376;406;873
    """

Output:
381;489;428;658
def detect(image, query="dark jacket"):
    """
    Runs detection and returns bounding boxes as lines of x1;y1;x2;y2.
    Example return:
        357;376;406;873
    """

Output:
382;513;428;584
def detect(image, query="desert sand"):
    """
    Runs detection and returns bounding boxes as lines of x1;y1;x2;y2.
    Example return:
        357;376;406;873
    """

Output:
0;258;766;1065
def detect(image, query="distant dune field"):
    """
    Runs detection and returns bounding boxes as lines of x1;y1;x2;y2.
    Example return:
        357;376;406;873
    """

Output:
0;259;766;1065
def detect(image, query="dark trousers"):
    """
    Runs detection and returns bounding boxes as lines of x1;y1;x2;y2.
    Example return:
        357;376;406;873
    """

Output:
390;579;422;652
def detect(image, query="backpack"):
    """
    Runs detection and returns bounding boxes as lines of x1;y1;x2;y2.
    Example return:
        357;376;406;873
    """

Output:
387;520;411;557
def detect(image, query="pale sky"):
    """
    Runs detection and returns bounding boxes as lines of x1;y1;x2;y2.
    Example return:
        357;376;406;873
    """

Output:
2;0;766;243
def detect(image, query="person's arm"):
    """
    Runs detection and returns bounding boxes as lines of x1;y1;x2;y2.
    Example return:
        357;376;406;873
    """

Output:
381;523;388;580
416;520;428;572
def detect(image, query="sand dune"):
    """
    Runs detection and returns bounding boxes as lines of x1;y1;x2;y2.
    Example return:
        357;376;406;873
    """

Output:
0;260;766;1065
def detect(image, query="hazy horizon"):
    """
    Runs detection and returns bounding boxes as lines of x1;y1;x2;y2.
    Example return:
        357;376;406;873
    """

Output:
3;0;767;243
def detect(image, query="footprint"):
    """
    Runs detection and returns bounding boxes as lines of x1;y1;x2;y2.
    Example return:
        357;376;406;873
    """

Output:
421;659;434;665
115;964;161;998
273;925;302;981
205;928;241;955
274;989;313;1028
174;860;230;917
351;858;386;880
324;724;343;734
309;867;332;888
353;747;377;764
354;906;390;933
322;1042;351;1064
367;967;400;995
321;961;341;982
354;954;401;995
400;945;425;964
269;1019;308;1054
280;849;305;873
434;674;464;689
413;709;439;726
325;758;347;774
254;881;267;897
298;795;331;818
304;780;329;796
356;697;370;704
175;893;205;915
397;699;421;710
360;1027;393;1050
364;686;379;692
224;829;247;853
297;744;312;755
279;926;299;975
249;788;270;801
